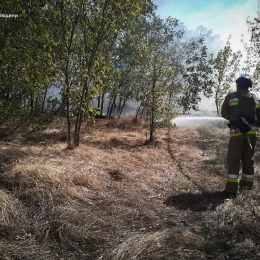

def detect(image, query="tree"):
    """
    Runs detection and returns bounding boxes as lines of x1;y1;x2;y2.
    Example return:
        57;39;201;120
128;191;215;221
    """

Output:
180;40;214;112
132;16;182;141
47;0;84;147
0;0;59;128
211;40;242;114
46;0;155;147
72;0;155;147
243;11;260;89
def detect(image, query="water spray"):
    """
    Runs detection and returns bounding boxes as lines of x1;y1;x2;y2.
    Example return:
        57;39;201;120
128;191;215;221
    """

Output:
172;115;228;128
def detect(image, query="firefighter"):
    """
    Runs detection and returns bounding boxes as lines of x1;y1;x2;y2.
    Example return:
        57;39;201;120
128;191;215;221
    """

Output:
221;76;260;196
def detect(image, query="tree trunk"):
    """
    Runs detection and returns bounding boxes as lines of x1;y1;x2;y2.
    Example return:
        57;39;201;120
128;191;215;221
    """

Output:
100;92;105;116
74;83;88;147
108;95;117;118
149;84;156;142
65;72;72;147
41;86;48;113
97;96;101;109
117;97;123;113
135;104;142;120
30;92;34;114
215;98;220;115
118;94;130;119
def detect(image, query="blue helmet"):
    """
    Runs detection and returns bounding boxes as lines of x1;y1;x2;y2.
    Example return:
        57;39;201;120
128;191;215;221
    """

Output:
236;76;252;89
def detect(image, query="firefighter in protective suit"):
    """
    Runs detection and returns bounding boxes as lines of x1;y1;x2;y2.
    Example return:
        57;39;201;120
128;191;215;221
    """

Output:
221;76;260;196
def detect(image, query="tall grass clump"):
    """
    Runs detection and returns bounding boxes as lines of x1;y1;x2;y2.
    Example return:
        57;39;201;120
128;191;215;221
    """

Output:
204;186;260;259
0;189;28;237
0;189;59;259
105;228;205;260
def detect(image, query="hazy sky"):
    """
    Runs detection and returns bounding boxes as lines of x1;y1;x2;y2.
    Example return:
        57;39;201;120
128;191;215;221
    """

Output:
153;0;260;112
153;0;259;52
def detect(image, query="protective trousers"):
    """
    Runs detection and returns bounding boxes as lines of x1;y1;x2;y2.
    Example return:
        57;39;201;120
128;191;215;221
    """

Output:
225;136;257;193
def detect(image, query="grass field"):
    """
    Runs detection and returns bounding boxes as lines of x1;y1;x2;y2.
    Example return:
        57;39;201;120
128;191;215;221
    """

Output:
1;117;260;259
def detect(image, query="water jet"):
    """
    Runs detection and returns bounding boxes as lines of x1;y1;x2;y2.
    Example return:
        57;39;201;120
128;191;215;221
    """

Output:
172;115;228;128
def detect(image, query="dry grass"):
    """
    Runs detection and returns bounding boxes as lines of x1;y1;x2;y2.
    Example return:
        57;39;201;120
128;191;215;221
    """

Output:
206;187;260;260
106;229;204;260
0;117;260;259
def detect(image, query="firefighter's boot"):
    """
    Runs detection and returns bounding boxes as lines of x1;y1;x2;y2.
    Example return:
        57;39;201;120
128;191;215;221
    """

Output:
239;174;254;190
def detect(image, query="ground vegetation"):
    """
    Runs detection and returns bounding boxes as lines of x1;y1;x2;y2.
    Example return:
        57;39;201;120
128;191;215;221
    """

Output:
1;118;260;259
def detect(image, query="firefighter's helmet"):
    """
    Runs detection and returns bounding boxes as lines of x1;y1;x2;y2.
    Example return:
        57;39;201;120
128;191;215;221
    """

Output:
236;76;252;89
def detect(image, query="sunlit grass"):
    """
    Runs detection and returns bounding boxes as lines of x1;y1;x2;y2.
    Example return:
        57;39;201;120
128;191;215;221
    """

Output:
0;117;260;259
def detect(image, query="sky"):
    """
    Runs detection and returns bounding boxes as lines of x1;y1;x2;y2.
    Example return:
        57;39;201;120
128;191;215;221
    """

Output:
153;0;260;112
153;0;259;53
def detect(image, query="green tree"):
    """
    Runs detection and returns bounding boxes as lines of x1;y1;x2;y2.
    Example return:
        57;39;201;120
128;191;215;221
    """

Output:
48;0;83;147
211;40;242;114
132;16;181;141
243;12;260;89
0;0;58;128
72;0;155;146
170;24;224;113
181;40;214;112
46;0;155;147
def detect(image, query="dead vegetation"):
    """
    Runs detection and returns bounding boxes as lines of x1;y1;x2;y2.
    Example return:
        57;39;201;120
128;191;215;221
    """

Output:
0;117;260;259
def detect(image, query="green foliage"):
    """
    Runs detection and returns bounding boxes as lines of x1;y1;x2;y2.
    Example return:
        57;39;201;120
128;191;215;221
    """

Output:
3;0;254;145
70;0;156;146
0;0;60;126
181;41;214;112
131;15;182;141
243;14;260;90
211;40;242;114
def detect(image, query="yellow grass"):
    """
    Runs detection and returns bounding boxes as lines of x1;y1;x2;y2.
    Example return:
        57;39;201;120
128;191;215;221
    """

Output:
0;117;260;259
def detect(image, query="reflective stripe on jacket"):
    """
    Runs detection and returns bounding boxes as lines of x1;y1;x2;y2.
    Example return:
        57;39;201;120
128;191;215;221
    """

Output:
230;126;258;137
